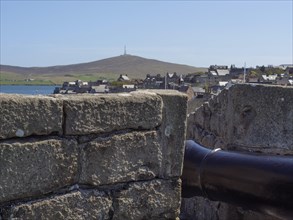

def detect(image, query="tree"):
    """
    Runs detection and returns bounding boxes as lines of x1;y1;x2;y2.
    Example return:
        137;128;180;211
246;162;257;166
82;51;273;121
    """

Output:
260;65;266;73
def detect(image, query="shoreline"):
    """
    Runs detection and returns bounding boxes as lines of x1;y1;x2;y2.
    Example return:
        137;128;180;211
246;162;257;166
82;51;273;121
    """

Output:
0;84;61;86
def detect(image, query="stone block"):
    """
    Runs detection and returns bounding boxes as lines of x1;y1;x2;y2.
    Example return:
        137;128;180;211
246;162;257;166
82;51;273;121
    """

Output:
227;84;293;151
182;84;293;220
3;190;112;220
79;131;162;185
207;84;293;152
188;84;293;153
152;90;188;178
180;197;277;220
0;138;78;203
63;93;163;135
0;94;63;139
113;179;181;220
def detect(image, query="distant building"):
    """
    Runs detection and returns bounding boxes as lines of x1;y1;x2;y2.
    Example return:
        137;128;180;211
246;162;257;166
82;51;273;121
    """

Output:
207;65;231;83
286;67;293;75
123;84;136;89
88;79;108;87
178;85;194;101
90;85;109;93
184;73;201;84
143;74;165;89
219;81;229;87
117;74;130;81
262;74;278;83
209;65;229;76
110;84;136;93
166;72;182;85
192;87;205;98
229;65;251;78
210;81;230;95
279;64;293;70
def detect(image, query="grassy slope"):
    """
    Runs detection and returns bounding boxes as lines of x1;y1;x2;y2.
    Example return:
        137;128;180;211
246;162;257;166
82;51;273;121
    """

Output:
0;72;121;85
0;55;207;85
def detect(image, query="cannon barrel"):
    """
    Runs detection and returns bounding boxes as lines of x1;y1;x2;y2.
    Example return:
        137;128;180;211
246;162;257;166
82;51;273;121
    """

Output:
182;140;293;219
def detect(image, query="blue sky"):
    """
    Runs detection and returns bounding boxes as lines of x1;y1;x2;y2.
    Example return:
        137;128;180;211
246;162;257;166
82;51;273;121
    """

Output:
1;1;292;67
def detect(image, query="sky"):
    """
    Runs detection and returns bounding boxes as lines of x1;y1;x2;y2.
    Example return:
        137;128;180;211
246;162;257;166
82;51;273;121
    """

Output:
0;0;292;68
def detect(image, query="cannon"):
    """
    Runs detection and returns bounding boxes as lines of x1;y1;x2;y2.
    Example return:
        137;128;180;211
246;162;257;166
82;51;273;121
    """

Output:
182;140;293;220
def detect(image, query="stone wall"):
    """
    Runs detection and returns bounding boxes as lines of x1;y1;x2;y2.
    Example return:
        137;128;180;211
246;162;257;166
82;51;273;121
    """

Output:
0;90;188;220
182;84;293;220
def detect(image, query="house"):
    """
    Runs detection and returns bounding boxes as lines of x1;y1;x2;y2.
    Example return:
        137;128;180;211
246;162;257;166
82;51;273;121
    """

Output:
248;77;260;83
192;87;205;98
184;73;201;84
207;65;231;83
285;67;293;75
90;85;109;93
166;72;183;87
261;74;277;84
88;79;108;87
117;74;130;82
123;84;136;89
110;84;136;93
143;74;165;89
63;81;76;88
197;73;211;84
276;77;290;86
219;81;229;87
230;64;251;77
209;65;229;76
178;85;194;101
210;81;229;95
209;70;218;77
217;69;229;76
74;86;91;93
279;64;293;70
142;72;184;89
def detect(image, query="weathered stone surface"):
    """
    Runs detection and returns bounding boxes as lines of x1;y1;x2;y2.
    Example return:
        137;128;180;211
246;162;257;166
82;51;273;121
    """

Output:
113;179;181;220
180;197;278;220
80;131;162;185
0;138;78;203
0;91;188;219
4;190;112;220
153;90;188;178
63;93;163;135
183;84;293;220
224;84;293;152
0;94;63;139
188;84;293;154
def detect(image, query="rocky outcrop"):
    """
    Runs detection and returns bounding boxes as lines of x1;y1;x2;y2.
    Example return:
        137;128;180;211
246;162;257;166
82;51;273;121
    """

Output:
0;91;187;219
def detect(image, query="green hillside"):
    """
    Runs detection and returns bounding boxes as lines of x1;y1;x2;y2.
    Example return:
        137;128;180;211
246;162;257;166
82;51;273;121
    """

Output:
0;55;207;85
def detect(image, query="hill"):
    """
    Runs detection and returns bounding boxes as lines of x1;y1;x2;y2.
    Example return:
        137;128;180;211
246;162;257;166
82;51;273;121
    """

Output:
0;55;207;84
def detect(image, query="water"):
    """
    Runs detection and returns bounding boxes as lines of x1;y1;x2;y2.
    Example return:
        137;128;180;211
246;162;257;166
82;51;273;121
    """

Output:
0;85;57;95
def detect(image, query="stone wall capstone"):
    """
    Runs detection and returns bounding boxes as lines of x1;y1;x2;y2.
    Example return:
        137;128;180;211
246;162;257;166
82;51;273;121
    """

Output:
0;95;63;139
0;91;187;220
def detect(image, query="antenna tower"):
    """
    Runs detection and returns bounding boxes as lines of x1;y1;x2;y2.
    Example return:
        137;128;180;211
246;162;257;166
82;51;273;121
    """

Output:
124;45;127;55
244;62;246;83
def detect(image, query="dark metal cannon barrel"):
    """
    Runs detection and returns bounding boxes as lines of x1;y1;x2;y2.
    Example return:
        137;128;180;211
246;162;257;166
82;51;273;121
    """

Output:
182;140;293;219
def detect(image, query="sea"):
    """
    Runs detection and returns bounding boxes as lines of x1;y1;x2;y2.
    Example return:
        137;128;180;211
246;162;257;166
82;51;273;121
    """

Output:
0;85;57;95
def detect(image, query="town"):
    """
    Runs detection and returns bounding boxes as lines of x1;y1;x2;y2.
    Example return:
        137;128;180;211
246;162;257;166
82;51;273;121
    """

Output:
54;64;293;102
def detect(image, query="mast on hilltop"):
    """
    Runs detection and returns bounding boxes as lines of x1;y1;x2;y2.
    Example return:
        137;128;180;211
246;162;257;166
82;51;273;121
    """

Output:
244;62;246;83
124;45;127;55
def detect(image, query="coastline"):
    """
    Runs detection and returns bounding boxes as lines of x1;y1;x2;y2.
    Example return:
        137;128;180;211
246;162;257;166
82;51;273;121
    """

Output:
0;83;61;86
